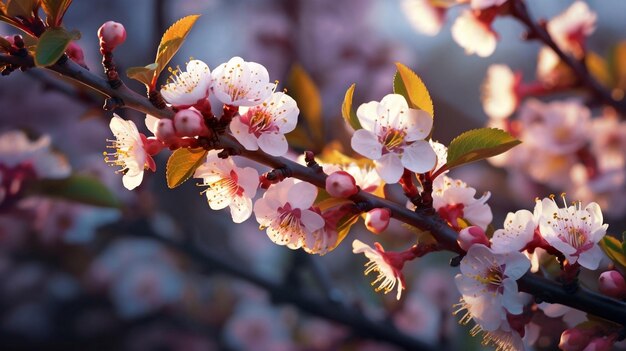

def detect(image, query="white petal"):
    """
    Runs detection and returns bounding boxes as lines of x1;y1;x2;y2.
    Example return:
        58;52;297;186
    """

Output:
355;101;380;132
577;244;604;270
229;195;253;223
230;116;259;151
401;140;437;173
301;209;325;232
287;181;318;209
122;171;144;190
503;252;531;280
258;133;288;156
145;115;159;135
404;109;433;141
351;129;382;160
375;153;404;184
236;166;260;198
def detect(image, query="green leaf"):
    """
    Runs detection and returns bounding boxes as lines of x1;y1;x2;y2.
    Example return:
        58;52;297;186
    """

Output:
166;147;207;189
41;0;72;27
32;175;120;208
446;128;521;170
341;83;361;130
393;62;434;117
153;14;200;87
600;236;626;268
287;63;323;145
34;27;77;67
127;63;159;87
7;0;36;18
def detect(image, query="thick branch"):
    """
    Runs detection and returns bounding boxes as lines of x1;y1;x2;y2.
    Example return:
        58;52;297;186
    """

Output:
3;52;626;326
510;0;626;115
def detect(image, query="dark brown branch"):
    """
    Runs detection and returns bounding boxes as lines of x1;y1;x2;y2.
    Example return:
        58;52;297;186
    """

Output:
3;52;626;327
510;0;626;115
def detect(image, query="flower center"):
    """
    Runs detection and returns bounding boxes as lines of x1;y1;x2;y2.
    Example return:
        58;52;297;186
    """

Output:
437;203;465;230
475;265;505;293
203;170;244;198
379;127;407;152
165;66;200;93
244;107;278;136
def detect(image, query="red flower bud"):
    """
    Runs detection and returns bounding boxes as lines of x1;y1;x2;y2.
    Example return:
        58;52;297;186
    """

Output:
365;208;391;234
457;226;489;251
598;270;626;299
174;109;208;137
325;171;358;198
98;21;126;51
155;118;176;143
559;328;593;351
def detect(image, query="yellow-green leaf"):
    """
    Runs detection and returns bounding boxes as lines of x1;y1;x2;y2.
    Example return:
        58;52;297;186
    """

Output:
31;175;120;208
153;14;200;87
34;27;77;67
341;83;361;130
446;128;521;170
166;147;207;189
288;63;323;145
285;125;316;151
393;62;434;117
600;236;626;268
127;63;159;87
612;41;626;91
586;52;611;87
41;0;72;27
7;0;36;18
330;213;360;251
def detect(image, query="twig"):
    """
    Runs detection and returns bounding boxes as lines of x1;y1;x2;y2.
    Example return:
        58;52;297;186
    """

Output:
3;52;626;326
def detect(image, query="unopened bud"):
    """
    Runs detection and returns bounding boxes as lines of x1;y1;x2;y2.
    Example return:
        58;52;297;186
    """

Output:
66;42;86;67
155;118;176;143
174;109;207;137
98;21;126;51
559;328;592;351
325;171;358;198
584;337;615;351
457;226;489;251
598;270;626;299
365;208;391;234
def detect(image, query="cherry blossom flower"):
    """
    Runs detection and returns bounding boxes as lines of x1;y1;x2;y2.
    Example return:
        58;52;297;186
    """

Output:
491;205;540;254
160;60;212;107
322;162;381;193
401;0;446;36
430;140;448;174
475;323;525;351
105;115;155;190
230;92;299;156
482;64;520;120
430;175;492;230
253;178;325;250
352;239;409;300
302;209;340;255
194;151;259;223
350;94;436;183
451;10;498;57
547;1;597;58
538;196;608;270
211;56;276;106
455;245;530;331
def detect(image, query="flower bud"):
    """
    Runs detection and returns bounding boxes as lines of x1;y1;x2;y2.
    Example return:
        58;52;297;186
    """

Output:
174;109;207;137
98;21;126;51
155;118;176;143
66;42;86;67
365;208;391;234
457;226;489;251
559;328;592;351
325;171;358;198
598;270;626;299
584;337;614;351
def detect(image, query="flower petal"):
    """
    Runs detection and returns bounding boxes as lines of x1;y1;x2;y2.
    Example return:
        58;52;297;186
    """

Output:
351;129;383;160
401;140;437;173
375;153;404;183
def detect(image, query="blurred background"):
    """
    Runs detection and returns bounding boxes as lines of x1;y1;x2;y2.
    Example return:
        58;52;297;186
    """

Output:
0;0;625;350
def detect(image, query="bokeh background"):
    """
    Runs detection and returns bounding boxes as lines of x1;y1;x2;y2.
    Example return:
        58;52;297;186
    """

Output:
1;0;625;350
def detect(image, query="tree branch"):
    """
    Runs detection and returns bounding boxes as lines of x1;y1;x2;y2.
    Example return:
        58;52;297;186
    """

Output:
3;52;626;327
510;0;626;115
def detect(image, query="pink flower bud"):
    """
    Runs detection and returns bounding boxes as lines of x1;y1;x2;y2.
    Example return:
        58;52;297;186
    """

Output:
325;171;358;198
66;42;86;67
98;21;126;51
174;109;207;137
584;337;615;351
457;226;489;251
559;328;592;351
598;270;626;299
365;208;391;234
155;118;176;143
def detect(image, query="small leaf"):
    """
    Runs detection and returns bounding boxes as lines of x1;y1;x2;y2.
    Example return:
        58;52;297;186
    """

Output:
41;0;72;27
34;27;76;67
341;83;361;130
393;62;434;117
31;175;120;208
600;236;626;268
127;63;159;87
611;41;626;90
586;52;611;87
330;213;360;251
288;63;323;145
7;0;36;18
153;14;200;87
166;147;207;189
446;128;521;170
285;126;316;151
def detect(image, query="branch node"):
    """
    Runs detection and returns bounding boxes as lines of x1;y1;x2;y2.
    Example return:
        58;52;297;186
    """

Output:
304;150;323;173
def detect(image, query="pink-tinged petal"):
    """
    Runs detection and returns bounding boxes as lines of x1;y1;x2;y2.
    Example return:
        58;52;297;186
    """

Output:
230;117;259;151
258;133;288;156
548;238;578;256
468;296;505;331
145;115;159;135
503;252;531;280
590;224;608;243
375;153;404;184
122;171;143;190
585;202;603;225
501;278;523;315
577;244;604;270
253;198;278;224
287;181;318;209
377;94;409;128
300;209;325;232
229;195;253;223
355;101;379;132
236;166;260;198
455;274;483;296
460;244;492;276
401;140;437;173
272;93;299;133
351;129;383;160
404;109;433;141
352;239;377;255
